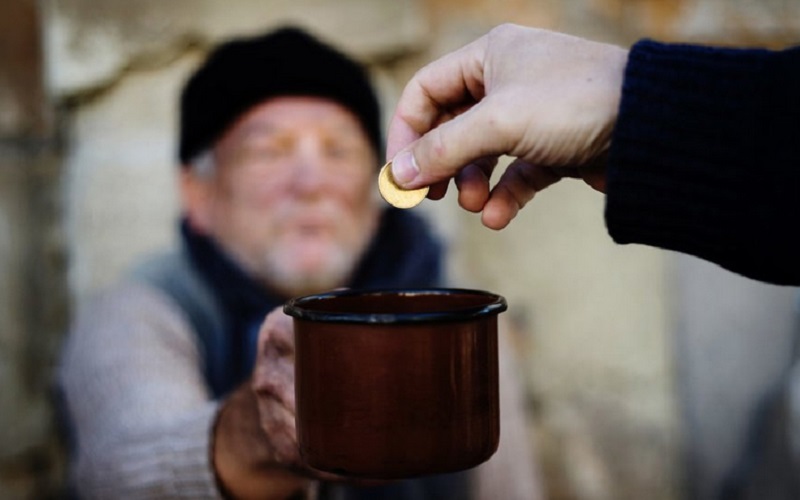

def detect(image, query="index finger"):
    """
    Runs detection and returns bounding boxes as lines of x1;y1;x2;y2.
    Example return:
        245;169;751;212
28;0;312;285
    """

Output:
386;35;489;161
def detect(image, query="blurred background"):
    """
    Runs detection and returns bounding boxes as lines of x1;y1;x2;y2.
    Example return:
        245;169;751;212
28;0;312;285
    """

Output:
1;0;799;498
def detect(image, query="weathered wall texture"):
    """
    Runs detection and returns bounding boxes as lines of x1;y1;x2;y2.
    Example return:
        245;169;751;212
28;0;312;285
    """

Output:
0;0;798;499
0;1;66;499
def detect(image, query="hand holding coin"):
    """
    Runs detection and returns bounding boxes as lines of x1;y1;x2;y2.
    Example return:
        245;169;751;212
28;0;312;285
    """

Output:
378;162;429;209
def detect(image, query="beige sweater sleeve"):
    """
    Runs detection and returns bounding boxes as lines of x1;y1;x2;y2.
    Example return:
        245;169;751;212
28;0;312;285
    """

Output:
59;282;223;499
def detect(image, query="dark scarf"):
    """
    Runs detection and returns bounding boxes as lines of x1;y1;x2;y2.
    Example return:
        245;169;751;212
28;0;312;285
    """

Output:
181;207;443;396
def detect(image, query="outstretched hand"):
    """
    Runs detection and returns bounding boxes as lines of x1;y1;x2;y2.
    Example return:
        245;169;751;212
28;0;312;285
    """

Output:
386;24;628;229
252;309;349;483
212;307;314;499
252;309;300;468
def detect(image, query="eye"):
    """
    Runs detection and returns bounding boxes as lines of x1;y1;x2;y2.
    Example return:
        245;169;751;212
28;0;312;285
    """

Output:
260;145;289;160
241;143;290;164
326;145;353;159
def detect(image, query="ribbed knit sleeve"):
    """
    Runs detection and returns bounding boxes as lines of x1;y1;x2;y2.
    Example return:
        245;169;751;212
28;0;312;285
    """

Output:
59;283;223;499
605;40;800;285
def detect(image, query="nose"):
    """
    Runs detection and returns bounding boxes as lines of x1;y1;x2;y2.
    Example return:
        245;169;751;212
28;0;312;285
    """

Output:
288;141;327;196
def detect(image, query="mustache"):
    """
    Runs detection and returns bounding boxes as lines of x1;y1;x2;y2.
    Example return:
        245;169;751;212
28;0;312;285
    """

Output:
273;201;349;228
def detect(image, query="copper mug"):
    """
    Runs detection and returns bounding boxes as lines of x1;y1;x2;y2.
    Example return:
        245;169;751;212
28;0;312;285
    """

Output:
284;288;506;479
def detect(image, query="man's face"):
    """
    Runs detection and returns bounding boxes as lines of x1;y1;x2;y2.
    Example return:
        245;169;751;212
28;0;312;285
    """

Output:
184;96;381;297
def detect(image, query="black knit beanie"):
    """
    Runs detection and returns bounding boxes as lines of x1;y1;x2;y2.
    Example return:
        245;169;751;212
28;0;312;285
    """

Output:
178;26;382;165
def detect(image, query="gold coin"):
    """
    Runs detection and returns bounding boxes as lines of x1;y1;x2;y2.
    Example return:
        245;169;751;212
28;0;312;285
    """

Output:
378;162;429;209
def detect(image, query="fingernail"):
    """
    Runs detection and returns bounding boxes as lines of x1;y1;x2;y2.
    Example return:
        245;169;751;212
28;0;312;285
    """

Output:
391;150;419;185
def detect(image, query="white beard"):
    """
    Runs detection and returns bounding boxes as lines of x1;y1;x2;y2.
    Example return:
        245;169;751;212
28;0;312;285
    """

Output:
257;236;365;298
228;197;380;299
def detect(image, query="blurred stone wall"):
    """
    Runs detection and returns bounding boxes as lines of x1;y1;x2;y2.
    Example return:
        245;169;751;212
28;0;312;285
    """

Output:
1;1;798;499
0;1;66;498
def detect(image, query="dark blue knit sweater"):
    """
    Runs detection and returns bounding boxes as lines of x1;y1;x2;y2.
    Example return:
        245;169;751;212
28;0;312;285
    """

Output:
606;40;800;285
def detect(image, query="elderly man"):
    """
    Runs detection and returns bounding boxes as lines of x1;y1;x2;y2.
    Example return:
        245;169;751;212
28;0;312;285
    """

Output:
59;27;540;499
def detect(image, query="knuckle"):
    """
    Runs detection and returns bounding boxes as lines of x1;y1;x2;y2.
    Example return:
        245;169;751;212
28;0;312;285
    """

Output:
489;23;524;43
254;369;282;395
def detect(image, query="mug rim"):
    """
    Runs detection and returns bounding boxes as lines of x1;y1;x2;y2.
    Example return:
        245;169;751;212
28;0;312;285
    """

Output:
284;287;507;324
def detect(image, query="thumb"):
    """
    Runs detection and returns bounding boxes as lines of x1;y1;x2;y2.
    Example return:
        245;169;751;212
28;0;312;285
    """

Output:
390;99;512;189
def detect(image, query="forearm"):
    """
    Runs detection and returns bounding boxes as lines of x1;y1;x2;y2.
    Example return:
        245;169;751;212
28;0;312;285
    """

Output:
60;284;232;498
66;403;221;498
606;41;800;285
212;383;309;499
